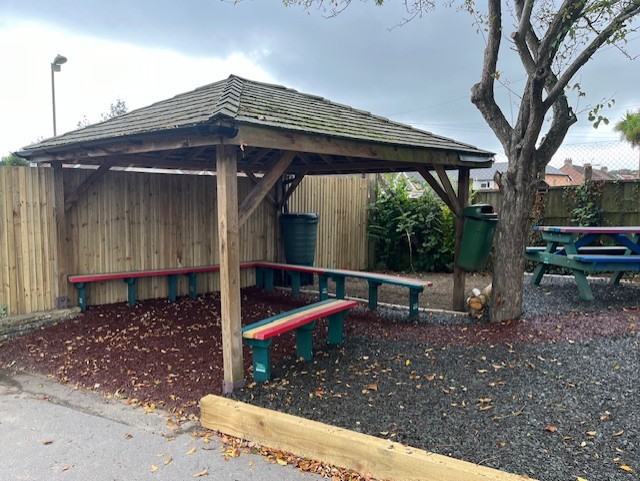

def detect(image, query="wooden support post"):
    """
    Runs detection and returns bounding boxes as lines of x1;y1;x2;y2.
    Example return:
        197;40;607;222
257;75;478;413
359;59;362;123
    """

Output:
52;162;69;308
452;168;470;311
216;144;245;393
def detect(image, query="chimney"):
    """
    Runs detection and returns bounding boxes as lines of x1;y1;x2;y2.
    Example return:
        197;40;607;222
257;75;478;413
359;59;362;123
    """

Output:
564;158;572;166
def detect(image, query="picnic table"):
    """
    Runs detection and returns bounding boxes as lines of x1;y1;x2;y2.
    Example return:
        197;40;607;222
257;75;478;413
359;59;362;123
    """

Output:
525;225;640;300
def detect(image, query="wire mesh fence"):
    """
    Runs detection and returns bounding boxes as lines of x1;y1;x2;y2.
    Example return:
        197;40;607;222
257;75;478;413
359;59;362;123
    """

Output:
496;140;640;179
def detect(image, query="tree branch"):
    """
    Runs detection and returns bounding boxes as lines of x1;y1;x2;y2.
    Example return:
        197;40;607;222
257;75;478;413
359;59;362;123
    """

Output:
545;2;640;107
471;0;512;152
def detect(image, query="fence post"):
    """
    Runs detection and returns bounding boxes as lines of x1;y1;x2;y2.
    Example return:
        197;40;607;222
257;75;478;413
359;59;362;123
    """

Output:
52;162;69;308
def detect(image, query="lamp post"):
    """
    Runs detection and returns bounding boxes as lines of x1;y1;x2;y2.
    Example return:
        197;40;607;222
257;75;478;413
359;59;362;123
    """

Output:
51;54;67;136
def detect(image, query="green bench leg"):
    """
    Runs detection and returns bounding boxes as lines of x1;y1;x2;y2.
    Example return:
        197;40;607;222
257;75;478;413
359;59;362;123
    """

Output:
296;321;316;360
244;338;273;382
530;263;547;285
327;312;346;345
318;275;329;300
408;289;420;319
188;273;197;299
76;282;87;312
333;275;346;299
367;281;381;310
168;274;178;302
124;278;137;307
290;272;301;295
255;266;264;288
263;269;274;292
572;269;594;301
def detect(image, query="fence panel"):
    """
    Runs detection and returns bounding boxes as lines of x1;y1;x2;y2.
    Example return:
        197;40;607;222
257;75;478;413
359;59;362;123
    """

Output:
288;176;370;270
0;167;57;316
475;179;640;227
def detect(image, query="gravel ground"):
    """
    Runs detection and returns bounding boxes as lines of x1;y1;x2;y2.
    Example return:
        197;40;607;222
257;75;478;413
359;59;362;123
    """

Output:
231;275;640;481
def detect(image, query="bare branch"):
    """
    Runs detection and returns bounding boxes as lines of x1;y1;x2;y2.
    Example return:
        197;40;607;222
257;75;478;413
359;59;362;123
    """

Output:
471;0;513;151
545;1;640;107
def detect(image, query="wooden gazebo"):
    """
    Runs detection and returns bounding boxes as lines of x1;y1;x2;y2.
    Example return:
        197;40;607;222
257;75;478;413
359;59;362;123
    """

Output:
18;75;493;391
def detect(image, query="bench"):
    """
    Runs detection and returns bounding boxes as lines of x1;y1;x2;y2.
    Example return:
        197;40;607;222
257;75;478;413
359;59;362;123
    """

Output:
255;262;431;319
68;262;259;312
525;246;628;255
242;298;357;382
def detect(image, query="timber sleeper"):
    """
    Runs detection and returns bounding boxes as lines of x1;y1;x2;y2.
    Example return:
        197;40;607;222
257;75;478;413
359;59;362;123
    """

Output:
242;298;357;382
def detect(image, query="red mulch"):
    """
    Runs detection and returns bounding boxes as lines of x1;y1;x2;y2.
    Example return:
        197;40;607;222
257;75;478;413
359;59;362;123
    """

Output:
0;287;638;420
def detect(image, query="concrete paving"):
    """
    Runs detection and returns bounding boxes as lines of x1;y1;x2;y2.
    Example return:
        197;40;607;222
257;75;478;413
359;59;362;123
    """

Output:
0;370;324;481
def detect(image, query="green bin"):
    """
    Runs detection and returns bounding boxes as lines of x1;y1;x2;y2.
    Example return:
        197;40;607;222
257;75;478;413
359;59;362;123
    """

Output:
280;213;319;266
457;204;498;272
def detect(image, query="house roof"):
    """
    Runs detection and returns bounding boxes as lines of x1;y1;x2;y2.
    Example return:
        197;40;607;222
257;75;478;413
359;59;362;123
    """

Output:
559;163;619;181
18;75;494;174
470;162;570;182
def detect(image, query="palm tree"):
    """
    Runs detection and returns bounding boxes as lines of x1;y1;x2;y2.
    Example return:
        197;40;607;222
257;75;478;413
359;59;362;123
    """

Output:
614;110;640;178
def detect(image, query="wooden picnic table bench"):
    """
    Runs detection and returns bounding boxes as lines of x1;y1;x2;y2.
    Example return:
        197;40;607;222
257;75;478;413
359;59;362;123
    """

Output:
242;298;357;382
255;262;432;319
525;225;640;300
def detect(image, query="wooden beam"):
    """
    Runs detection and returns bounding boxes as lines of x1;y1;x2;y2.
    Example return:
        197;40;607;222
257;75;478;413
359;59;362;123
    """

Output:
52;162;69;308
200;396;535;481
238;151;295;227
452;167;470;311
278;173;306;211
434;165;462;217
244;167;278;209
216;144;244;393
235;124;492;168
416;167;458;214
64;162;112;212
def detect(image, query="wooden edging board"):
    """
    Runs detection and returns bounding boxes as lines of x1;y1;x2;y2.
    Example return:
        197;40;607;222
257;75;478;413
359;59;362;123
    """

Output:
200;395;535;481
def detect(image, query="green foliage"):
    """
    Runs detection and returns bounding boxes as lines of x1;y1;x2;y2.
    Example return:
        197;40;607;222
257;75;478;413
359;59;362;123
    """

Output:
368;175;454;272
614;110;640;148
0;153;28;167
0;305;6;318
567;181;604;227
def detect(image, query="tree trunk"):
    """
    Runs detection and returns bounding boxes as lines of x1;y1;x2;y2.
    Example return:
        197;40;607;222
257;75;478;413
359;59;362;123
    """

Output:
489;159;539;323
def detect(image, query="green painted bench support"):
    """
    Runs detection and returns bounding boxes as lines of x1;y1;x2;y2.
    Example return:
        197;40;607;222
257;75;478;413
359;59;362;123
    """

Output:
76;282;87;312
242;299;356;382
124;278;137;307
188;272;197;299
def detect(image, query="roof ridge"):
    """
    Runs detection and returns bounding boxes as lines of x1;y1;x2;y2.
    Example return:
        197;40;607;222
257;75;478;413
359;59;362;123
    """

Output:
209;75;246;120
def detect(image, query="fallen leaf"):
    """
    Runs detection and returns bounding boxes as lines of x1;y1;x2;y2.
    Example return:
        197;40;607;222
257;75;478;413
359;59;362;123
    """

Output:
164;456;173;465
125;434;133;440
61;466;73;472
405;359;411;366
276;458;287;466
366;384;378;391
586;431;596;437
186;447;197;455
193;468;209;477
42;439;54;445
612;430;624;437
150;465;158;473
477;369;488;374
576;477;588;481
620;465;633;473
545;425;558;433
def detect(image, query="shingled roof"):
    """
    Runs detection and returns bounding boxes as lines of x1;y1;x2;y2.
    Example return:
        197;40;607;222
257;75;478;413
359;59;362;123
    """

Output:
19;75;493;174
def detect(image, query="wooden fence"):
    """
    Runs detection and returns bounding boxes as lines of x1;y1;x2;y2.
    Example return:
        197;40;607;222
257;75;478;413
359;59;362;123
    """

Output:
475;179;640;226
288;175;370;270
1;167;372;316
0;167;59;315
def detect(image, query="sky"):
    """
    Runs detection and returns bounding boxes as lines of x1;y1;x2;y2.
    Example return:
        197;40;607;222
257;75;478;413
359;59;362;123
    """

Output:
1;0;639;169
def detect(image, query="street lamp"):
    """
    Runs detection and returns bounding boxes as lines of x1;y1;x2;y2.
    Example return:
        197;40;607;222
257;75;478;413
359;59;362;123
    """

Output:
51;54;67;136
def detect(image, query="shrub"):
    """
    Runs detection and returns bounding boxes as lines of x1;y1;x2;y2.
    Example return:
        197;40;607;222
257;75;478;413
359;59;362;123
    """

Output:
368;175;454;272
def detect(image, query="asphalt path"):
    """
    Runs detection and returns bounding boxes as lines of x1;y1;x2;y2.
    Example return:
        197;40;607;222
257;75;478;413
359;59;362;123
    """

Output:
0;370;323;481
